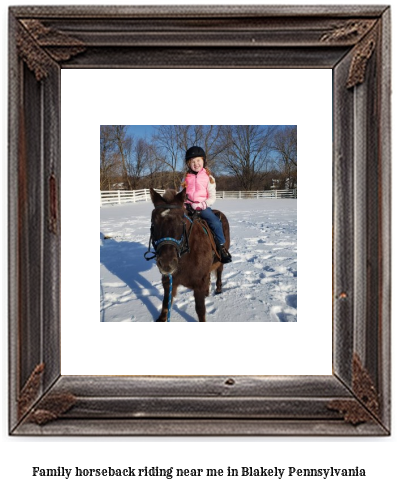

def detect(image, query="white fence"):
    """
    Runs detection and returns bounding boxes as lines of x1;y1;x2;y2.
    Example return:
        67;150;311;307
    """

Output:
100;188;297;206
100;189;164;206
216;190;297;199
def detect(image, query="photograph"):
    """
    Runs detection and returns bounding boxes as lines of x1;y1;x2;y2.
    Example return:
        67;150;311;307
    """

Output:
100;125;298;323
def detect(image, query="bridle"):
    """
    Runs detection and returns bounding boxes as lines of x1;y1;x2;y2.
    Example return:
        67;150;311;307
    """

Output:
144;204;194;261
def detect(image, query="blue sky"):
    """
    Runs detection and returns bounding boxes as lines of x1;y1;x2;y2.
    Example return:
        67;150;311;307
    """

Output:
126;125;157;141
126;125;290;142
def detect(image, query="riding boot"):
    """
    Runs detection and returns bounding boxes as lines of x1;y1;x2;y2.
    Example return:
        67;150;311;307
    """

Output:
216;241;232;264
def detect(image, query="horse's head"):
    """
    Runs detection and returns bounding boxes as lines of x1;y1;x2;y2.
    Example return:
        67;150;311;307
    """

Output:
149;188;187;275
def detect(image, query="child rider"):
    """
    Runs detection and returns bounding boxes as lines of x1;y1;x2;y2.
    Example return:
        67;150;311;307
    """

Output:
182;146;232;264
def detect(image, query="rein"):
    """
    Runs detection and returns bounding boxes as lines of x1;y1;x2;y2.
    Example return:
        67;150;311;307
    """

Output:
167;274;173;322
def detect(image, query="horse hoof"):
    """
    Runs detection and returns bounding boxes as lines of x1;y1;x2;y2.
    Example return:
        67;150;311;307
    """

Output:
215;290;222;295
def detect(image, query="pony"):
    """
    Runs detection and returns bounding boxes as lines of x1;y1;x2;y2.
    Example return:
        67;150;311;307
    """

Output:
145;188;231;322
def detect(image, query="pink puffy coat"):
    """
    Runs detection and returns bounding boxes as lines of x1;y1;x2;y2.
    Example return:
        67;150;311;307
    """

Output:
183;168;216;209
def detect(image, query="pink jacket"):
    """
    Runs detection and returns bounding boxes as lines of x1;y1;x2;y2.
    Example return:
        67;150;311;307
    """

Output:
183;168;216;209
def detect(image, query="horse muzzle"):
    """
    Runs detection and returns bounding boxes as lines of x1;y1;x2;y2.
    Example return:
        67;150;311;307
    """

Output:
156;246;179;275
156;258;178;275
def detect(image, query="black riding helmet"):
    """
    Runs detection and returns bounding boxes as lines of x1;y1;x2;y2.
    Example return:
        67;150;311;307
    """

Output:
185;146;207;167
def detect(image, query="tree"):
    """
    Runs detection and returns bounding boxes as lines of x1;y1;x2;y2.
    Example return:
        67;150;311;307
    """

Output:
125;137;153;189
272;126;297;188
112;125;133;189
217;125;276;191
100;125;120;190
151;126;182;189
100;125;156;190
174;125;225;172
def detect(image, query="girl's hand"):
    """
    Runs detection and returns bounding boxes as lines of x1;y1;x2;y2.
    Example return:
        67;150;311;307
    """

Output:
195;202;207;211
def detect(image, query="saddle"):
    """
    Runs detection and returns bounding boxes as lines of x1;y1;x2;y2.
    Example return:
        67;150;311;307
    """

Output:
185;205;221;261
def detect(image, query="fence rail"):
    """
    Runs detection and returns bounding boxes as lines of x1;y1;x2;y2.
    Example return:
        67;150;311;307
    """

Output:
216;189;297;199
100;188;297;206
100;189;164;206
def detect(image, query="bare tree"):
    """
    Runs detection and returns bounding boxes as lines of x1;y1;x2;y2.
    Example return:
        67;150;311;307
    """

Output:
272;126;297;188
217;125;276;191
142;142;166;188
119;136;153;189
112;125;133;189
152;126;185;189
100;125;120;190
174;125;225;172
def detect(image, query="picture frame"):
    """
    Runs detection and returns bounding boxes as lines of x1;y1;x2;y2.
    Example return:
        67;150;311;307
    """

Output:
8;5;391;435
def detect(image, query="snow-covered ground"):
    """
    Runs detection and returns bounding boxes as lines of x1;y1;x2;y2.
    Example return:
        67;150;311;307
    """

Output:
100;198;297;322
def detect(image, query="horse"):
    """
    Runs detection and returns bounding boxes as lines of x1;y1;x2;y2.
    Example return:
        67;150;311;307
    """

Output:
145;188;231;322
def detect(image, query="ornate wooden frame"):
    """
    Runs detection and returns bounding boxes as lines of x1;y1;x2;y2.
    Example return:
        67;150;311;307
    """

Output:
8;5;391;435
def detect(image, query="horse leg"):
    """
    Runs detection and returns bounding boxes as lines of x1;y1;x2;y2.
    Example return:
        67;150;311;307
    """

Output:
206;275;211;297
194;288;207;322
156;276;178;322
215;263;224;294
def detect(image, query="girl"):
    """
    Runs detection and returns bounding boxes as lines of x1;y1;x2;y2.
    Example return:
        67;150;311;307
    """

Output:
182;146;232;264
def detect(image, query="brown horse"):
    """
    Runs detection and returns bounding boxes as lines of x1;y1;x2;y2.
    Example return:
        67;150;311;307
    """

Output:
146;188;230;322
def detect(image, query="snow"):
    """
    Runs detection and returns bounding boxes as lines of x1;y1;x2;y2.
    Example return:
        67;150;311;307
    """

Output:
100;198;297;322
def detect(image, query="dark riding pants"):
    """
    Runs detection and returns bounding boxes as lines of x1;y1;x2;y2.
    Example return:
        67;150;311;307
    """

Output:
199;207;226;245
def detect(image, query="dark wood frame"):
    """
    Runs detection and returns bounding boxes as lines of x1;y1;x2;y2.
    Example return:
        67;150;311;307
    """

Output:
9;5;391;436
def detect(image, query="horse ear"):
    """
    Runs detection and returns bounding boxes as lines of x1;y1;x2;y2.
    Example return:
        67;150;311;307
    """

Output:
150;188;165;206
176;188;186;205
